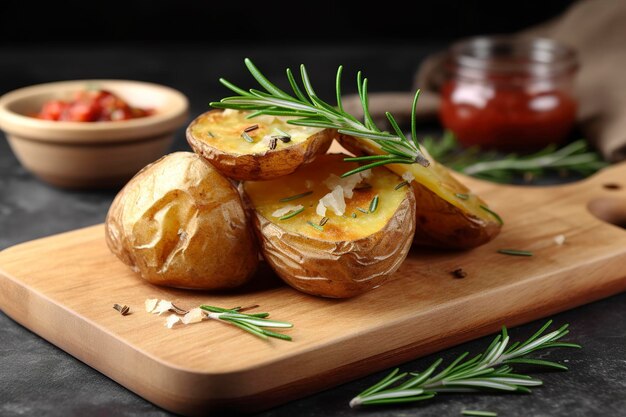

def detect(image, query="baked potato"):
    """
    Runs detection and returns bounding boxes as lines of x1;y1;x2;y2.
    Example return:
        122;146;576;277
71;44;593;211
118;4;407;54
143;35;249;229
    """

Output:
243;153;416;298
186;109;334;181
338;134;502;249
105;152;258;289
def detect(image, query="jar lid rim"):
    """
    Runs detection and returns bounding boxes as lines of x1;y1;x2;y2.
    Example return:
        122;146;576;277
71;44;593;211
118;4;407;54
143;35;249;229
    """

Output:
447;35;578;75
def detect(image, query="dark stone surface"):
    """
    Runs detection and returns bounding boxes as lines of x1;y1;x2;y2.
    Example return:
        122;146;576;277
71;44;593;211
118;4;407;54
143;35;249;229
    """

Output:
1;44;625;417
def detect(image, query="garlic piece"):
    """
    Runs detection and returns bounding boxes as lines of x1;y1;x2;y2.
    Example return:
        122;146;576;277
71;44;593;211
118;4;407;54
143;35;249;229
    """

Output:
165;314;180;329
153;300;173;315
318;186;346;216
324;170;372;199
145;298;158;313
182;308;206;325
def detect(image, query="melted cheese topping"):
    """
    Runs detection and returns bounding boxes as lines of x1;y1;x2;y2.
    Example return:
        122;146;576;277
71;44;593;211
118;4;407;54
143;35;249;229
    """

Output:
244;154;410;241
189;109;322;155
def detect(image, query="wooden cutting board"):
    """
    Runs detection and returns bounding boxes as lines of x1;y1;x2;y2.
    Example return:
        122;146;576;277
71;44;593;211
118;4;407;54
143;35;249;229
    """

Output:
1;163;626;416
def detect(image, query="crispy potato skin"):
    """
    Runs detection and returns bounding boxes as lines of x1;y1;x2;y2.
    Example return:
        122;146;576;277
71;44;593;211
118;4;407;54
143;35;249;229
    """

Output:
409;181;501;249
243;158;416;298
186;110;333;181
105;152;258;289
338;134;500;249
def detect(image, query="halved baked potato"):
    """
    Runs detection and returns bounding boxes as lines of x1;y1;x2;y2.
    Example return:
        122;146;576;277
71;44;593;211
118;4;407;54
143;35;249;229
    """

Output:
338;135;502;249
105;152;258;289
243;153;416;298
186;109;333;181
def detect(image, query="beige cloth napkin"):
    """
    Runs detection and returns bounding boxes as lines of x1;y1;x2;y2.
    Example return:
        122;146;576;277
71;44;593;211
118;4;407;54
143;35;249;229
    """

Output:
345;0;626;162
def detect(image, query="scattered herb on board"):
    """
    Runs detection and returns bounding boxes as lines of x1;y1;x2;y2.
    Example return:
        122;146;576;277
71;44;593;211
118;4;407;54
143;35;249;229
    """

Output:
498;249;533;257
423;132;607;183
145;299;293;341
452;268;467;279
456;193;470;200
349;320;580;408
357;207;369;214
462;411;498;417
112;303;130;316
210;58;430;177
319;216;329;226
244;124;259;132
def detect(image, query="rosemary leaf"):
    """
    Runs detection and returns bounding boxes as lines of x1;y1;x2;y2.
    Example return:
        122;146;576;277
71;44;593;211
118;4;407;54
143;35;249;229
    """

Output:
279;207;305;221
307;220;324;231
369;195;379;213
462;410;498;417
279;191;313;202
497;249;533;257
480;205;504;225
395;181;409;190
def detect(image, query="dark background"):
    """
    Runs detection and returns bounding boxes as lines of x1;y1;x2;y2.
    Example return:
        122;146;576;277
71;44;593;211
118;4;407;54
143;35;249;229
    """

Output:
1;0;573;44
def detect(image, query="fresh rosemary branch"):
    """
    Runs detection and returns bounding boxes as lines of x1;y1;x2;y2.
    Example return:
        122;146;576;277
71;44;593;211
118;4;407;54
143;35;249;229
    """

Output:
200;305;293;341
211;58;429;176
349;320;580;408
423;133;608;183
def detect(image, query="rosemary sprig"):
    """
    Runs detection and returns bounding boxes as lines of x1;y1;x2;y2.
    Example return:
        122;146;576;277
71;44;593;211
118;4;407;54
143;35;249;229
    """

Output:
200;305;293;341
211;59;430;177
349;320;580;408
423;133;608;183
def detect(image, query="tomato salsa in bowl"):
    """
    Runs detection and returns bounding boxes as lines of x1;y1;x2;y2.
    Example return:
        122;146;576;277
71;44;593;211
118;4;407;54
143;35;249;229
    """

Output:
35;88;154;122
0;80;188;188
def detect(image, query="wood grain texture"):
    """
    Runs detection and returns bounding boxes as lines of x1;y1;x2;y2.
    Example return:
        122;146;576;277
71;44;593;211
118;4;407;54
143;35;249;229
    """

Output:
1;163;626;416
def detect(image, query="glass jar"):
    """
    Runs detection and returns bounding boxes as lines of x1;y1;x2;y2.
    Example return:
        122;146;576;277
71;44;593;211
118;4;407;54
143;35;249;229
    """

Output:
439;36;579;151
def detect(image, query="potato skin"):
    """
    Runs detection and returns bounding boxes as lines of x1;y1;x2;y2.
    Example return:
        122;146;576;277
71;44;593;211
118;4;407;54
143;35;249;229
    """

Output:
337;134;500;249
409;181;501;249
246;189;416;298
186;110;334;181
105;152;258;289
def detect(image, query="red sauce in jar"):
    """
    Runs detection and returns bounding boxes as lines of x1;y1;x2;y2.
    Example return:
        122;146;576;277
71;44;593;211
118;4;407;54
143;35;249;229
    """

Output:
439;37;578;151
36;89;154;122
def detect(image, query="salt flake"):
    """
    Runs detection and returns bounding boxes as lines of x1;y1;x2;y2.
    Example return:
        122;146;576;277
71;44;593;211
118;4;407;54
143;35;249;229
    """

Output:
554;234;566;246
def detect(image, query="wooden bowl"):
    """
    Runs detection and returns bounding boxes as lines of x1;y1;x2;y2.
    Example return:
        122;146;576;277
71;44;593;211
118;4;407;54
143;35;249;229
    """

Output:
0;80;189;189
